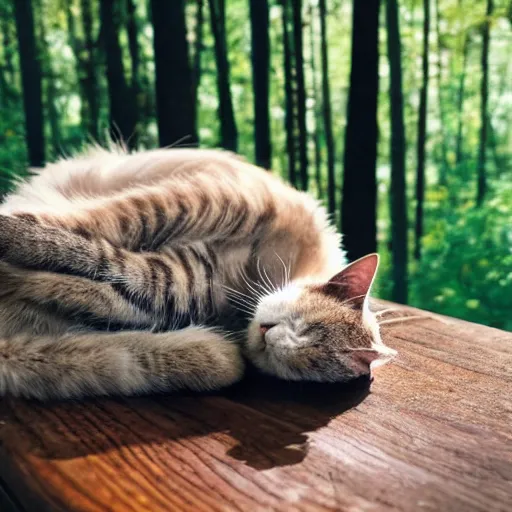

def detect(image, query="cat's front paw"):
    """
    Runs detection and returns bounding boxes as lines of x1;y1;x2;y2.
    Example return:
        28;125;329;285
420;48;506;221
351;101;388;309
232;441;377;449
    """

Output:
181;328;245;390
203;334;245;389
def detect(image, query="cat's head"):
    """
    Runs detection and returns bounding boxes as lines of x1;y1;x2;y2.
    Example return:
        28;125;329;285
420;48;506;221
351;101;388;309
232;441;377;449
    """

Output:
245;254;396;382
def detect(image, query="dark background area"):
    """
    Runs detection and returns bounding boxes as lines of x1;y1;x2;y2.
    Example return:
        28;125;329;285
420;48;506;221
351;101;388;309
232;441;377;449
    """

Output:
0;0;510;329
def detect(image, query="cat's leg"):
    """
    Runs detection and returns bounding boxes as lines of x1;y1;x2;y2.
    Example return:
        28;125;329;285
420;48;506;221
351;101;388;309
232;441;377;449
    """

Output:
0;262;154;335
0;326;244;399
0;215;222;325
8;174;278;250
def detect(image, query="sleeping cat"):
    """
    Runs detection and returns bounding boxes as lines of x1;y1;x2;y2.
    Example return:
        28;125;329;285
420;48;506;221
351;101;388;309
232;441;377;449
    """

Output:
0;147;396;399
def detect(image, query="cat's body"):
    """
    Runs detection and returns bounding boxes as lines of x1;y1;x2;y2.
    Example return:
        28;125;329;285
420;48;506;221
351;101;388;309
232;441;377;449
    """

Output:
0;148;396;399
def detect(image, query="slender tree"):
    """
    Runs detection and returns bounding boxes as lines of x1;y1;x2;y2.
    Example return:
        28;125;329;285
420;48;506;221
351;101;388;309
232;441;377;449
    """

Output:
386;0;408;304
1;3;15;86
151;0;196;147
249;0;272;169
342;0;380;260
488;119;504;174
38;0;60;154
319;0;336;218
81;0;100;140
292;0;308;190
192;0;204;129
309;5;322;197
208;0;238;151
477;0;493;205
126;0;140;143
455;35;469;167
0;72;5;111
100;0;136;147
66;0;90;137
414;0;430;260
281;0;297;187
434;0;448;186
14;0;45;167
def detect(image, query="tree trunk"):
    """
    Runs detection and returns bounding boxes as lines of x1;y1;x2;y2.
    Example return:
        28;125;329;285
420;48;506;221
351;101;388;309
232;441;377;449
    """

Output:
66;0;90;138
455;34;469;168
488;118;505;175
414;0;430;260
309;6;322;198
292;0;308;190
208;0;238;151
80;0;100;140
0;66;6;108
126;0;140;145
192;0;204;130
341;0;380;261
38;0;60;155
249;0;272;169
281;0;297;187
386;0;408;304
1;4;15;86
434;0;448;186
14;0;45;167
476;0;493;206
100;0;136;148
319;0;336;219
151;0;196;147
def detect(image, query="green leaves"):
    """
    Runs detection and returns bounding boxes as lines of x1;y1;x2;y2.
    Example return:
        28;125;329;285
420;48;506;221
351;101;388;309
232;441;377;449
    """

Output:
409;184;512;330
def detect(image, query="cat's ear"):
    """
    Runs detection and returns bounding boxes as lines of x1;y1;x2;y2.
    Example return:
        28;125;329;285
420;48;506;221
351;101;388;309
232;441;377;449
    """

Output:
322;253;379;308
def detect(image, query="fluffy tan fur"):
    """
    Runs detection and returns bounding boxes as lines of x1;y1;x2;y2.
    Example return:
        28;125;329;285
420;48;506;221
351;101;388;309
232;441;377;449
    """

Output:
0;148;395;399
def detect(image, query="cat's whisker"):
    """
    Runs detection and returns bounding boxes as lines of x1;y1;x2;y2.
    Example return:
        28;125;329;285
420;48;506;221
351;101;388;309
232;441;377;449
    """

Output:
223;290;257;309
340;294;367;307
228;302;255;317
222;286;259;306
274;252;291;287
374;307;402;317
253;276;272;297
222;329;246;343
222;284;252;297
378;315;429;326
225;296;256;311
225;296;257;313
258;258;278;293
244;268;271;297
256;258;275;295
261;262;278;294
239;271;266;301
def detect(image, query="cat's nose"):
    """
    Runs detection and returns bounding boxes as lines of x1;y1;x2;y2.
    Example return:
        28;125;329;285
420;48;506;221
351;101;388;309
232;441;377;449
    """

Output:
259;323;276;339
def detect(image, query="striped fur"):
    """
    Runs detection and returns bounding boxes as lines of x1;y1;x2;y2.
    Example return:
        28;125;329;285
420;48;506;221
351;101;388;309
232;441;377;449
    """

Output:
0;148;395;400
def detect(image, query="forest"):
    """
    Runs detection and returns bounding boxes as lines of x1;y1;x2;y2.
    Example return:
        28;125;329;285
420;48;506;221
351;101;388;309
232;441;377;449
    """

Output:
0;0;510;330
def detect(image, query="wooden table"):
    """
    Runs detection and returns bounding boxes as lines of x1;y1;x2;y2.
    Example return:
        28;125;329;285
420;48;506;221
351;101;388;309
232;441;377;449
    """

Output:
0;304;510;511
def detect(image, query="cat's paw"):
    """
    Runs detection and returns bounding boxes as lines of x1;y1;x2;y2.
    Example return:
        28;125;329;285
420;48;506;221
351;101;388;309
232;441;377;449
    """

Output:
206;335;245;388
176;327;245;390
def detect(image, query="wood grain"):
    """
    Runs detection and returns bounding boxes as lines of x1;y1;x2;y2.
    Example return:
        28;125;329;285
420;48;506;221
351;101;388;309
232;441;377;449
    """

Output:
0;303;510;511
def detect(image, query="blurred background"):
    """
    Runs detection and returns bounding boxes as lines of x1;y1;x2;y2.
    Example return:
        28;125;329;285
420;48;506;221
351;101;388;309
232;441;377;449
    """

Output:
0;0;510;329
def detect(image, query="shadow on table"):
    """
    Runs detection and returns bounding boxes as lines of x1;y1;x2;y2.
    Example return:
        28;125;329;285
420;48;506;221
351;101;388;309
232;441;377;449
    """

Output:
1;369;371;471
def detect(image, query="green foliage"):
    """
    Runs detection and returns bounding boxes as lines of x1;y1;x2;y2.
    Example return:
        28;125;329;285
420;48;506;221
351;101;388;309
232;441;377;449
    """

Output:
0;0;511;329
0;103;28;196
411;186;512;330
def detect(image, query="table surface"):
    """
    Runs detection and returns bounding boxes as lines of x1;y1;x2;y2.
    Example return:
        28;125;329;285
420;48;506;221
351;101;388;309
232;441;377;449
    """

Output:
0;303;511;512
